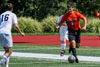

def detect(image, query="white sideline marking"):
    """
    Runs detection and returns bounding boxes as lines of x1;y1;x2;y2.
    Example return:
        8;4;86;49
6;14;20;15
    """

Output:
0;51;100;62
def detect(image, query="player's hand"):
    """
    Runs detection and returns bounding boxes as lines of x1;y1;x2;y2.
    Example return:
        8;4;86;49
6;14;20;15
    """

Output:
82;27;86;32
56;25;59;30
20;32;25;36
96;10;99;16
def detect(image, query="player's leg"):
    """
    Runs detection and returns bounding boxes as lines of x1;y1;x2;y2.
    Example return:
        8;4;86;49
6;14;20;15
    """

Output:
68;31;74;53
76;43;80;48
73;29;80;63
60;38;66;56
70;40;79;63
69;43;73;53
4;47;12;67
68;31;79;63
0;34;2;67
0;34;13;67
76;29;80;48
5;57;9;67
0;47;12;67
60;26;67;56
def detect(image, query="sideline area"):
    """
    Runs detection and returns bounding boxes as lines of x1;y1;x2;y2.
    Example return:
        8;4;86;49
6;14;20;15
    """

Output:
13;35;100;47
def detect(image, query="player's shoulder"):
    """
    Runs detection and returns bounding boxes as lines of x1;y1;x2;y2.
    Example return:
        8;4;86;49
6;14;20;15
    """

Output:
73;11;82;16
11;12;17;16
1;11;16;16
73;11;79;14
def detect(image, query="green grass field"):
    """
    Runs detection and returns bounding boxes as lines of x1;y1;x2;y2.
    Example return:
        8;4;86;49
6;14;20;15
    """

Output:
7;57;100;67
1;44;100;56
0;44;100;67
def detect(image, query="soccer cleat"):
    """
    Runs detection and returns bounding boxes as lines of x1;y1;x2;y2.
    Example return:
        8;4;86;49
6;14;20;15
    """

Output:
60;50;65;56
75;58;79;63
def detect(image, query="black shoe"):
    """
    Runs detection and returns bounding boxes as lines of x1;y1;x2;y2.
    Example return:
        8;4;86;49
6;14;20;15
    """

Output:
75;58;79;63
60;50;65;56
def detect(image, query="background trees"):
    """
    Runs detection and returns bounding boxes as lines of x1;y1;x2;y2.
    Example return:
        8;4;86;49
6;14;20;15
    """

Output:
0;0;100;20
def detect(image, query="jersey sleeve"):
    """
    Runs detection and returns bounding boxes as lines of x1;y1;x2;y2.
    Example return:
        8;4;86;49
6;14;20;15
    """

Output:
56;15;63;24
76;12;85;20
61;14;67;23
97;13;100;19
12;13;18;24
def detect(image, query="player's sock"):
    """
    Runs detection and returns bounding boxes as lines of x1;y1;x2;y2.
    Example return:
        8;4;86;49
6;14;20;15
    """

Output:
0;56;7;65
0;64;2;67
69;44;72;53
5;57;9;67
60;43;66;56
61;43;66;50
72;48;79;63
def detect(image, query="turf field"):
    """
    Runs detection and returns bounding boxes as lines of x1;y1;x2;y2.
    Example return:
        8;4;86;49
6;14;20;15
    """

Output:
0;57;99;67
1;44;100;67
0;34;100;67
7;57;100;67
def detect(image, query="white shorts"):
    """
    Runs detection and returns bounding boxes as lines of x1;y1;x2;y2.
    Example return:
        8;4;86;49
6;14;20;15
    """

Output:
0;33;13;47
60;26;68;40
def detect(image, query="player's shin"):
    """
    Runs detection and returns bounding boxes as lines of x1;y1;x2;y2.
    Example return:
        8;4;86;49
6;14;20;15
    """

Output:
61;43;66;50
5;57;9;67
69;44;72;53
0;56;7;65
60;43;66;56
72;48;79;63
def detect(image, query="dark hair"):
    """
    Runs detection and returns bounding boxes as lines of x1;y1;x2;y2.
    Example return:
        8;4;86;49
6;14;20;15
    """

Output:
67;4;73;8
5;3;13;11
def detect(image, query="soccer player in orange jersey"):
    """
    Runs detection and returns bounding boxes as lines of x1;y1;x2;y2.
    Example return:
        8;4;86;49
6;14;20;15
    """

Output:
60;4;87;63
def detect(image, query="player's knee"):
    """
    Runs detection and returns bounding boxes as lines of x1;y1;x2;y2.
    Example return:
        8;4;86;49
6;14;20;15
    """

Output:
76;45;80;48
61;40;66;44
71;41;76;48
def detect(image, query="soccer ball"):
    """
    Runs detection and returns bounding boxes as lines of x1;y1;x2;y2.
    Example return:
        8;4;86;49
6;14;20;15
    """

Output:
68;55;76;63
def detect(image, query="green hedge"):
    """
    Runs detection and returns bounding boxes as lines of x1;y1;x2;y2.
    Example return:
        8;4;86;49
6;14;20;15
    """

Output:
86;17;100;33
12;17;43;33
12;16;100;33
41;16;59;32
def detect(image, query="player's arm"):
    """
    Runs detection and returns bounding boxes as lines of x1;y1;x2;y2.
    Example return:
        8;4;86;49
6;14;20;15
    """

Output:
12;14;25;36
77;12;87;31
59;14;67;25
56;16;63;30
96;10;100;19
96;10;99;16
14;24;25;36
82;17;87;31
56;23;60;30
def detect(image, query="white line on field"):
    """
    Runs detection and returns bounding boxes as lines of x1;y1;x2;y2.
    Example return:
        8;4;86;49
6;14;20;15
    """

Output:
0;51;100;62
